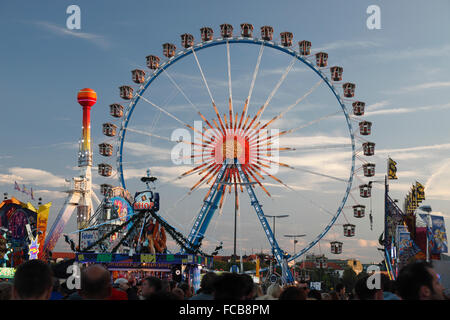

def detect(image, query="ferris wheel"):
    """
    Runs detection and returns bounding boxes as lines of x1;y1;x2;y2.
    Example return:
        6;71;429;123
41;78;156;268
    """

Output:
97;23;375;281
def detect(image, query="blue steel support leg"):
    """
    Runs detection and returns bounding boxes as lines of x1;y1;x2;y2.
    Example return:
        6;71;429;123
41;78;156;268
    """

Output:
182;160;229;252
236;161;294;284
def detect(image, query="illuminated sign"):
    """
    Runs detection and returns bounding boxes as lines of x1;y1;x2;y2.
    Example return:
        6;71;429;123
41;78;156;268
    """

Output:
133;202;154;210
28;236;39;260
0;267;15;279
133;191;155;210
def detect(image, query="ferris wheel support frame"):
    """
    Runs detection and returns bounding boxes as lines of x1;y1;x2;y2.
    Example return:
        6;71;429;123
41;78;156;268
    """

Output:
116;36;356;267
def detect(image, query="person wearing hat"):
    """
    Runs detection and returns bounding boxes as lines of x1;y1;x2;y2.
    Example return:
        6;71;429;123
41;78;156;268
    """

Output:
109;278;128;300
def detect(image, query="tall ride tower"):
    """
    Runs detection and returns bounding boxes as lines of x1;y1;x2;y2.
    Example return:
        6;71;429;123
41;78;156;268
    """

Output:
76;88;96;229
43;89;97;255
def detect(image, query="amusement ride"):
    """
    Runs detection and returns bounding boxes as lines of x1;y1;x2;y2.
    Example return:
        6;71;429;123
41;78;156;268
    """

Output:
42;23;376;284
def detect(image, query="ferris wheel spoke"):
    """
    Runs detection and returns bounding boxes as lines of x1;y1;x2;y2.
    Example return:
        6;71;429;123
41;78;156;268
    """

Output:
136;94;186;126
238;44;265;134
287;166;347;183
188;163;222;194
125;127;173;142
281;110;341;137
256;56;296;122
286;144;352;153
258;79;323;131
191;47;227;134
348;192;360;204
192;47;216;106
251;163;292;192
243;165;271;197
162;69;201;114
136;94;216;142
226;40;234;129
289;188;336;218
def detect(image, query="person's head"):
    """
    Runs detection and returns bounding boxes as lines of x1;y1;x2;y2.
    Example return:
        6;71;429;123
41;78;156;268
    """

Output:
298;281;310;295
321;292;331;300
330;291;339;300
148;290;182;300
308;289;322;300
127;274;136;287
171;287;185;300
335;283;345;295
179;282;193;298
59;280;76;298
354;275;383;300
0;282;13;300
141;276;162;298
80;264;112;300
161;279;171;292
213;273;246;300
240;274;255;300
380;273;397;293
13;260;53;300
169;280;177;291
279;286;307;300
397;261;445;300
267;283;282;299
255;284;263;297
199;272;218;295
114;278;129;292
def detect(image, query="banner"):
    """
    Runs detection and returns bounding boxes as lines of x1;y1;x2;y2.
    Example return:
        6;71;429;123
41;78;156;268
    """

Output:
404;182;425;214
396;226;421;269
80;230;99;251
418;214;437;254
385;195;405;250
388;158;398;179
37;202;51;260
397;229;412;268
416;182;425;201
430;215;448;254
0;267;15;279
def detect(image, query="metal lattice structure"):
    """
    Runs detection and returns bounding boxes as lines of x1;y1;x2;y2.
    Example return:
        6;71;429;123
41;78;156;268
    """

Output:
96;24;375;283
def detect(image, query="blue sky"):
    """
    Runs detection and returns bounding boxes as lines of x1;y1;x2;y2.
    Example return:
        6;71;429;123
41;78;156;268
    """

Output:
1;0;450;263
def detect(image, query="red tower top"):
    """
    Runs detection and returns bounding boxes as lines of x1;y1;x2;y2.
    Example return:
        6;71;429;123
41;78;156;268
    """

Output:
77;88;97;108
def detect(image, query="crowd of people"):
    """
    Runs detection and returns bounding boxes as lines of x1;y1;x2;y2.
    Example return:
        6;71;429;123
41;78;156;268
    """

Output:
0;259;447;300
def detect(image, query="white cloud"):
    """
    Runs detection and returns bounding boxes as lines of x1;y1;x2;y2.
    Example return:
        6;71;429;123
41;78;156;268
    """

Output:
425;159;450;200
368;44;450;61
357;239;379;248
377;143;450;155
0;167;66;188
280;135;350;149
366;100;391;111
30;142;77;150
314;40;382;52
364;103;450;117
385;81;450;94
34;21;109;48
124;142;172;161
34;189;66;199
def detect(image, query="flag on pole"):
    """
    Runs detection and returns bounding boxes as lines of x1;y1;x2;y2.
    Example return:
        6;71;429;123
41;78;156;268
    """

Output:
430;215;447;254
13;182;36;201
419;214;437;253
416;182;425;201
388;158;398;180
